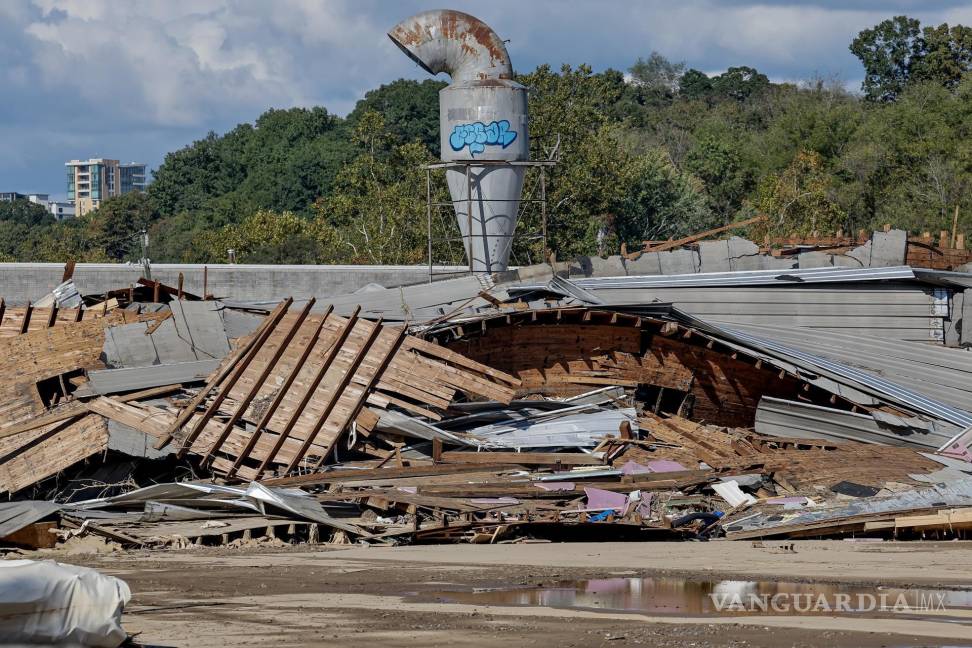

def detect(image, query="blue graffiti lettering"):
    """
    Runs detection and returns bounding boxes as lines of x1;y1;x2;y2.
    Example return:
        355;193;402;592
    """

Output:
449;120;517;156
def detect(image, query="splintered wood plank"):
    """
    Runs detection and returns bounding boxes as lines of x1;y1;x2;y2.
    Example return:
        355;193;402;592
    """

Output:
0;415;108;494
312;326;407;468
225;307;333;478
0;315;123;427
171;298;293;455
174;303;520;478
284;317;388;473
403;336;522;386
439;451;605;466
85;397;174;440
248;313;366;434
203;299;316;461
253;308;362;477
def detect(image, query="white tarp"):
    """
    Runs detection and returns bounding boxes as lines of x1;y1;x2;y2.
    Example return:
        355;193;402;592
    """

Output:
0;559;130;647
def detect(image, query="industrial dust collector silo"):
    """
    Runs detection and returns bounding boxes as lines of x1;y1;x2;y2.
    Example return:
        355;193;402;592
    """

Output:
389;10;528;273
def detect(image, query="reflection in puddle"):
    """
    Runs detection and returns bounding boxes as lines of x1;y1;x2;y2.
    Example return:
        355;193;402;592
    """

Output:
417;577;972;619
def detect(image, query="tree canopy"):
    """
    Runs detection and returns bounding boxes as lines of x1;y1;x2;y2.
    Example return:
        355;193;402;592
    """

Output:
850;15;972;101
6;14;972;265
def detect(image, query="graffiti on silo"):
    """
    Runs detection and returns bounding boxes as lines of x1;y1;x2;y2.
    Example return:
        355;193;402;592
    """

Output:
449;120;518;155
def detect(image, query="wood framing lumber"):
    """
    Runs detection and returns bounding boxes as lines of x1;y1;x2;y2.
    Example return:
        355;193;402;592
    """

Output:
439;451;605;466
225;306;333;478
167;298;293;455
641;215;766;254
202;298;316;463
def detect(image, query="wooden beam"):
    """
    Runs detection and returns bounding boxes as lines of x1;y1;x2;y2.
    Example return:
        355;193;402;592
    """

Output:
156;298;292;452
283;316;386;474
201;298;317;464
45;306;58;328
642;215;766;254
952;206;960;248
115;384;184;402
85;397;171;439
174;298;293;458
62;260;76;282
312;325;408;469
1;385;183;442
439;451;604;466
144;311;171;335
262;462;515;487
225;306;332;479
254;306;361;478
0;402;88;440
19;302;32;334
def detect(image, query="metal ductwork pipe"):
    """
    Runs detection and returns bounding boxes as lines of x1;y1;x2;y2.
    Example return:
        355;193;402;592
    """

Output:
389;10;529;273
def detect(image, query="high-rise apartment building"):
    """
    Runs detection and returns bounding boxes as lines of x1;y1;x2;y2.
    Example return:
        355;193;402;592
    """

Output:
66;158;147;216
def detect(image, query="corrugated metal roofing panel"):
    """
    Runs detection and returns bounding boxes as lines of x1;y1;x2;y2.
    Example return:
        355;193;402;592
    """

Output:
85;359;220;395
324;274;502;321
755;397;958;449
724;479;972;537
712;322;972;413
0;501;60;537
569;265;917;288
688;316;972;428
585;284;946;341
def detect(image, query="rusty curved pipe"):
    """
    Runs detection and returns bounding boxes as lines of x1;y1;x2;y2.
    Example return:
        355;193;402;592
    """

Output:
388;10;513;83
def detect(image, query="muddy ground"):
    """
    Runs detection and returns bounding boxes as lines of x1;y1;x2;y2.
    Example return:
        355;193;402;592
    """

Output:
23;540;972;648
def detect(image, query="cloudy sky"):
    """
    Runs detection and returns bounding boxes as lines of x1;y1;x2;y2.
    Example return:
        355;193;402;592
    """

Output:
3;0;971;198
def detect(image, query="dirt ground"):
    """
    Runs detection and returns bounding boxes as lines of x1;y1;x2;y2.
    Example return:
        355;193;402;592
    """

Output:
33;540;972;648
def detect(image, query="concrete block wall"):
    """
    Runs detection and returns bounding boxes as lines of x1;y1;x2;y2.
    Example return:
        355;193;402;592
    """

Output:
0;230;919;304
0;263;467;305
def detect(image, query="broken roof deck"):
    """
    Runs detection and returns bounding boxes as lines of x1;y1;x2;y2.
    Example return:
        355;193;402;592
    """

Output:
1;250;971;547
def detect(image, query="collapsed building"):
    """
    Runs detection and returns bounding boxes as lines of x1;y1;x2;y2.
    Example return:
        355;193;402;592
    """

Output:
2;9;972;550
0;229;970;549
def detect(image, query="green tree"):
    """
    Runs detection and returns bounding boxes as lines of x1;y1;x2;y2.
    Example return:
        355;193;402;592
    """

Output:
679;69;714;101
85;192;160;261
914;23;972;88
314;111;436;264
513;64;628;258
711;66;771;102
0;199;53;227
749;150;846;238
618;148;713;242
347;79;446;153
677;67;770;104
684;133;754;221
0;220;31;259
629;52;684;97
196;210;327;264
850;16;923;102
851;16;972;101
149;106;350;220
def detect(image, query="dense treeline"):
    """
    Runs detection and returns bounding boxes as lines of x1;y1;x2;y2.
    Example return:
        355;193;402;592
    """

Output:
3;16;971;266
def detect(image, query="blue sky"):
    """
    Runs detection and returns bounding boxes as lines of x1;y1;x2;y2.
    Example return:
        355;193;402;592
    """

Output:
3;0;971;199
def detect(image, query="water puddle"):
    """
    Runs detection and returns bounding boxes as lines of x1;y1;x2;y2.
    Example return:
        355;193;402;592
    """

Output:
414;576;972;621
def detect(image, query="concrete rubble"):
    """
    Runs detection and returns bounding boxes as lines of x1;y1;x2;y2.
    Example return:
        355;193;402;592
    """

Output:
1;230;972;555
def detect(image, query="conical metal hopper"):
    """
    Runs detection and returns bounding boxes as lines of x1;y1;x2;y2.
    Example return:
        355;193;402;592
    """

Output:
447;165;525;272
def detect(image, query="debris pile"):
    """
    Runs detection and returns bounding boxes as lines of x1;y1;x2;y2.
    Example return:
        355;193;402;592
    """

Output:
2;247;972;551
